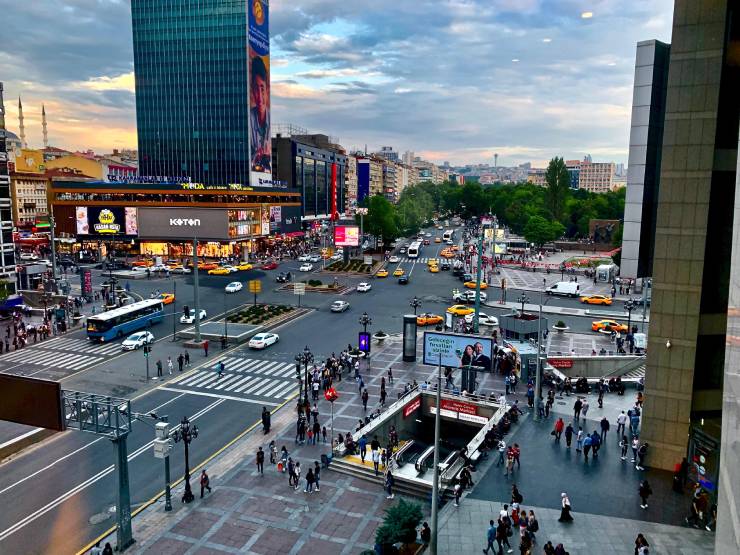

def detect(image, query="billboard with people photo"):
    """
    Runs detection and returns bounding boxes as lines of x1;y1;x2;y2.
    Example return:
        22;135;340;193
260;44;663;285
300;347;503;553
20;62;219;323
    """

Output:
423;331;493;372
248;0;271;187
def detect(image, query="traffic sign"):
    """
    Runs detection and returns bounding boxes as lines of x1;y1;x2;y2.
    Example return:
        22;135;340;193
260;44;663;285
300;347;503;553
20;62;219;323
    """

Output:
324;387;339;403
294;282;306;295
248;279;262;293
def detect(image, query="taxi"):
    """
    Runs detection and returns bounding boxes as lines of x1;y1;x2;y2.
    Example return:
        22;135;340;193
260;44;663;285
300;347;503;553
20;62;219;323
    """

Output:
417;313;443;326
376;269;389;278
393;268;405;277
592;319;628;333
463;281;488;289
157;293;175;305
429;264;440;273
132;259;153;267
451;245;460;252
235;263;253;271
435;237;442;243
208;266;231;275
427;258;439;267
440;250;455;259
580;294;613;306
446;304;475;316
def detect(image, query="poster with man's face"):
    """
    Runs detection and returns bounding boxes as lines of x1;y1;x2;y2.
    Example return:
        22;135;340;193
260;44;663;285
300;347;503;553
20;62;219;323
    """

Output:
248;0;272;187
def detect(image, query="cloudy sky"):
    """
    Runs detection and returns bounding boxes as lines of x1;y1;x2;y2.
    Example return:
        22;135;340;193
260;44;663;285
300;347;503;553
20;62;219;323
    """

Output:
0;0;673;167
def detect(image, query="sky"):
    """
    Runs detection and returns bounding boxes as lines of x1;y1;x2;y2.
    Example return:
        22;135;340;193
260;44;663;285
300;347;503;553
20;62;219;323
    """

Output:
0;0;674;167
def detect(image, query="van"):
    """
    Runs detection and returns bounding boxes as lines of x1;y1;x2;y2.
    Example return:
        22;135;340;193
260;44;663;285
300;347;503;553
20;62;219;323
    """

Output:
546;281;580;298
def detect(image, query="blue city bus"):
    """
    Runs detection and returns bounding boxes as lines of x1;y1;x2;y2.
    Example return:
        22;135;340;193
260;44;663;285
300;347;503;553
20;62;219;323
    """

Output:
86;299;165;342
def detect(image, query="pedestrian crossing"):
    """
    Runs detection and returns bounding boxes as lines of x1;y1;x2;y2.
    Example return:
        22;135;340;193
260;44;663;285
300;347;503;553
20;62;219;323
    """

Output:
0;349;102;370
38;337;122;355
393;257;445;264
0;336;123;372
169;356;298;402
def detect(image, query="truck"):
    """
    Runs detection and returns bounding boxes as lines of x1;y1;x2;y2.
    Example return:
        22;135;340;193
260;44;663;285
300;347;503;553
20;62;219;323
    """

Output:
546;281;580;298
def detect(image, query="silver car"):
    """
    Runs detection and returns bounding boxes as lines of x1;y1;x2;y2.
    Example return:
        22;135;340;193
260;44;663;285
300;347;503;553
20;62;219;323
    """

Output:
330;300;350;312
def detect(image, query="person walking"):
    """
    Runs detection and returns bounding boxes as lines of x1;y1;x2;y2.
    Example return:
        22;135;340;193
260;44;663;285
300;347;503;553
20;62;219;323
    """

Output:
600;416;610;441
575;427;584;452
553;417;564;442
372;448;381;476
287;458;296;487
581;399;589;420
167;356;173;375
385;469;395;499
102;543;114;555
313;461;321;492
482;519;497;554
582;434;593;461
631;436;640;463
619;434;629;460
573;398;582;421
256;447;265;475
200;469;211;498
527;510;539;544
558;492;573;522
564;423;574;448
361;388;369;411
511;484;523;505
218;360;225;378
293;461;301;490
156;359;163;378
636;442;649;470
177;353;184;372
269;441;277;464
359;434;368;464
454;481;462;507
184;351;191;367
638;479;652;509
511;443;521;469
262;406;271;434
496;516;513;554
496;439;506;467
203;340;209;357
505;447;515;477
616;410;627;438
304;467;315;493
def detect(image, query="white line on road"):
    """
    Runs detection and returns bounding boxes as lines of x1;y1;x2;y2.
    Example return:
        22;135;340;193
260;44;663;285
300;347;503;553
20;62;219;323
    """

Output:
160;387;279;406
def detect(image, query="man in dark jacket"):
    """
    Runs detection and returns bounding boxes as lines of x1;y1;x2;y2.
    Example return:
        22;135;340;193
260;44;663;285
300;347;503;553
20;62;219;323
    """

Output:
600;417;610;441
262;407;271;434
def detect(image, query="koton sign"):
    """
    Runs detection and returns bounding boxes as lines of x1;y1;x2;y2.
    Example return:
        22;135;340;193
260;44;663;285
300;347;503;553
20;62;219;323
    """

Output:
169;218;201;227
138;208;229;240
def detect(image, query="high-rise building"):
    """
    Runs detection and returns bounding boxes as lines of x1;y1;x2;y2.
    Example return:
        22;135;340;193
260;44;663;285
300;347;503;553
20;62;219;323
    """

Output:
0;83;18;300
376;146;399;162
565;159;581;189
621;40;671;286
131;0;273;187
578;159;615;193
628;2;739;552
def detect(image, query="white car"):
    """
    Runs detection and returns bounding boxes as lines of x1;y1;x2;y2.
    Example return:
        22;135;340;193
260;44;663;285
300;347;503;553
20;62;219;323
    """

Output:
221;265;239;273
298;254;311;262
299;263;314;272
330;253;342;261
446;239;454;245
150;264;169;272
308;254;321;263
180;309;207;324
464;312;499;326
225;281;243;293
19;252;38;260
170;266;192;274
388;256;400;263
330;300;350;312
121;331;154;351
357;282;372;292
453;290;488;303
248;332;279;349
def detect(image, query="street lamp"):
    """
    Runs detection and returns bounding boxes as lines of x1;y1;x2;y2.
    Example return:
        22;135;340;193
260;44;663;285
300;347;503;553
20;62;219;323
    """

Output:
535;278;546;422
409;296;422;315
295;346;313;406
517;293;529;317
172;416;199;504
359;311;372;333
624;299;636;334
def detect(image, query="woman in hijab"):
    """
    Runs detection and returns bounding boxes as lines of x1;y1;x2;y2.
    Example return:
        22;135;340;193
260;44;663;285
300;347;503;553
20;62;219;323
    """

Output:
558;492;573;522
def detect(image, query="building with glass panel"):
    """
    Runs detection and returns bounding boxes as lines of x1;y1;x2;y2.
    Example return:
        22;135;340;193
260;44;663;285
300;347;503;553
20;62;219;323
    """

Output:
131;0;249;185
0;83;18;301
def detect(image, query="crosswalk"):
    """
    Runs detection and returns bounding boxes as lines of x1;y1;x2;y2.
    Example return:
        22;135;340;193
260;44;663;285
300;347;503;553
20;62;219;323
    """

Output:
167;356;298;403
0;336;122;372
393;257;446;264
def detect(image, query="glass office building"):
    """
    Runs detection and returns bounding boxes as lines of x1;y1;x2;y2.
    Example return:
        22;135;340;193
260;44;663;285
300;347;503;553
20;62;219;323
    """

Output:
131;0;249;185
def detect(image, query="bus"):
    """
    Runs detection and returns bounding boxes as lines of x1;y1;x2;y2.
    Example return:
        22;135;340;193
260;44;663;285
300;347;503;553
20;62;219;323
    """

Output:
87;299;165;342
442;229;454;242
407;241;423;259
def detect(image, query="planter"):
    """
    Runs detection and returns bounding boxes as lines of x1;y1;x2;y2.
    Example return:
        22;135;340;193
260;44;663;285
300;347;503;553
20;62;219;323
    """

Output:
373;332;389;343
348;350;367;359
552;324;569;333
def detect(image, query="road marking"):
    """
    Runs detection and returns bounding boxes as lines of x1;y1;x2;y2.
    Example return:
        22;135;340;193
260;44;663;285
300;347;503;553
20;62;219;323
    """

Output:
159;387;279;406
0;396;218;542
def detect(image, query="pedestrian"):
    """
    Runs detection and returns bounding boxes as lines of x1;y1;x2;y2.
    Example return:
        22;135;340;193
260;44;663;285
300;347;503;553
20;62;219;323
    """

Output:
156;359;163;378
558;492;573;522
505;448;515;477
511;443;521;468
372;448;381;475
511;484;523;505
359;434;368;463
167;356;173;375
527;510;539;544
256;447;265;475
635;534;650;555
590;430;601;457
496;439;506;466
581;399;589;420
454;481;462;507
553;417;564;441
262;406;271;434
636;442;648;470
90;541;103;555
322;426;327;443
204;340;209;357
576;427;583;452
361;388;369;411
200;469;211;498
617;410;627;438
314;460;321;492
294;461;301;490
287;458;296;486
619;434;629;460
388;367;394;384
496;516;512;554
380;387;387;407
304;467;315;493
102;543;114;555
421;522;431;546
638;479;652;509
582;434;592;460
177;353;184;372
573;397;582;421
312;420;320;445
269;441;277;464
564;423;574;448
685;490;709;528
631;436;640;462
385;469;395;499
600;416;610;441
218;360;225;378
185;351;190;366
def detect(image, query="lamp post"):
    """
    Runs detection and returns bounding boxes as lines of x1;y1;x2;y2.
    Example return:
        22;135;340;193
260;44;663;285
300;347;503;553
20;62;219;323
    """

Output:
409;296;422;315
172;416;199;504
625;299;636;334
295;346;313;406
518;293;529;317
359;311;372;333
535;278;546;422
223;290;229;346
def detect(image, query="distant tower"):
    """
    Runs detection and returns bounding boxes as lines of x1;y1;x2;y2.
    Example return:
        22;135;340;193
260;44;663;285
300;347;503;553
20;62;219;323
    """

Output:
18;96;27;148
494;153;499;168
41;104;48;148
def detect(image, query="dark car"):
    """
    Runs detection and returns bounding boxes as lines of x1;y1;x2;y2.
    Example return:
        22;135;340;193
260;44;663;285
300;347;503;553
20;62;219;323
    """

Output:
398;275;409;285
276;272;289;283
460;273;473;282
441;262;451;271
452;267;464;277
105;260;131;270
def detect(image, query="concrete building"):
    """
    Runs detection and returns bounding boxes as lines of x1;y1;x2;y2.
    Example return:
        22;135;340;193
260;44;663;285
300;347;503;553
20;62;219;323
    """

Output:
631;3;739;553
565;159;581;189
526;168;547;187
578;159;615;193
375;146;399;162
0;83;18;303
621;40;671;286
10;149;48;226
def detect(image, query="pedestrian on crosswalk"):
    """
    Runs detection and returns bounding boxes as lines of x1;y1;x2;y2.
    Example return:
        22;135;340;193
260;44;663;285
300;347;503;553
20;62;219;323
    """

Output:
177;353;184;372
218;360;225;378
184;351;190;367
167;356;173;375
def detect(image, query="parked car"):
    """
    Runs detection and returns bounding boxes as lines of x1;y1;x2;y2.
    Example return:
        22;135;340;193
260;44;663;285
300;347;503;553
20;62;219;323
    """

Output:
308;254;321;263
463;312;499;326
248;332;279;349
276;272;290;283
331;300;350;312
121;331;154;351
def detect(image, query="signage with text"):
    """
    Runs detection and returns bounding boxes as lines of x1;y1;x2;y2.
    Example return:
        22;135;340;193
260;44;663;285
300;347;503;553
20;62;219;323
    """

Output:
137;208;230;240
334;225;360;247
76;206;138;236
440;398;478;416
422;331;493;371
403;397;421;418
547;358;574;369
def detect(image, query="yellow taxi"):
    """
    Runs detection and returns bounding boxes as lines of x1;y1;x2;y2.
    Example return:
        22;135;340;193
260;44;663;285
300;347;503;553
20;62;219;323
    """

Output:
417;313;443;326
440;250;455;259
376;269;389;278
580;294;612;306
235;263;253;271
429;265;439;273
435;237;442;243
427;258;439;267
158;293;175;305
393;268;405;277
132;259;154;267
447;304;475;316
463;281;488;289
451;245;460;252
208;267;231;275
592;319;628;333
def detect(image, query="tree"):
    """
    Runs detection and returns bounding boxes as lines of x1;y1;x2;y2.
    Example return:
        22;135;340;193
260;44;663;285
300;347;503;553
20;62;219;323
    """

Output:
359;194;399;246
374;499;424;550
524;215;563;246
545;157;570;222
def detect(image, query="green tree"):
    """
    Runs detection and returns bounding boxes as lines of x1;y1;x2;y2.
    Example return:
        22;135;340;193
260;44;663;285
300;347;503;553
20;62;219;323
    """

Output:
524;215;563;246
374;499;424;548
358;195;399;246
545;157;571;222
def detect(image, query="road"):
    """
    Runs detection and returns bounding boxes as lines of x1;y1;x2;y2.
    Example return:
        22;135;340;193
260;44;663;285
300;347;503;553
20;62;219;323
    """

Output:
0;225;647;554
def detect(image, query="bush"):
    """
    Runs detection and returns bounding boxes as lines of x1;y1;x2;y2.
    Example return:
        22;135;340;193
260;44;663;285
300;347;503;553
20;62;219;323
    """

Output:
375;499;423;547
556;320;566;328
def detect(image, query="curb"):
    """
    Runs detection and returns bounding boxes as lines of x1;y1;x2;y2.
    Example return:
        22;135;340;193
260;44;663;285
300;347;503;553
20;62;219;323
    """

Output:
0;428;57;462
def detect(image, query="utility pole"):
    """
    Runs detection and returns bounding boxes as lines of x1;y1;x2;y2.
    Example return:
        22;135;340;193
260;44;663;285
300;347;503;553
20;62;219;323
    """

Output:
192;237;201;343
535;278;545;422
473;223;485;333
49;212;58;290
171;280;177;342
430;353;442;555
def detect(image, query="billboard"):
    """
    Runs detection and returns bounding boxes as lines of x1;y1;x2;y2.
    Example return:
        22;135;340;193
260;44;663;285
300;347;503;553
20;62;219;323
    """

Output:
75;207;138;236
422;331;493;371
0;374;64;431
357;159;370;202
137;208;230;240
269;206;281;231
248;0;271;188
334;225;359;247
260;205;270;235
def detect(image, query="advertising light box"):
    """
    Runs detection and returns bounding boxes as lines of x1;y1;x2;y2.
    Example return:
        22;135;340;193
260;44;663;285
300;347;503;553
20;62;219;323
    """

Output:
76;207;138;236
335;225;359;247
423;331;493;372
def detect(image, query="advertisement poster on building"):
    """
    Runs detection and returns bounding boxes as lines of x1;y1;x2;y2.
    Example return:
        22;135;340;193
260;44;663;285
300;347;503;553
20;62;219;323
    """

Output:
422;331;493;371
260;205;270;235
81;269;93;296
269;206;281;231
248;0;271;187
334;225;359;247
75;207;138;236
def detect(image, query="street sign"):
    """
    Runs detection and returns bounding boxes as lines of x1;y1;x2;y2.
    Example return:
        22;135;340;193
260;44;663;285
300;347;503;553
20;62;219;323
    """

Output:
364;256;373;266
248;280;262;293
294;282;306;295
324;387;339;403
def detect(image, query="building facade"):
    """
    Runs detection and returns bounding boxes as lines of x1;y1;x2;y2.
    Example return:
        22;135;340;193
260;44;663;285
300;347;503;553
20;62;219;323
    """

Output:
131;0;251;185
578;160;615;193
565;159;581;189
621;40;671;285
0;83;18;301
526;168;547;187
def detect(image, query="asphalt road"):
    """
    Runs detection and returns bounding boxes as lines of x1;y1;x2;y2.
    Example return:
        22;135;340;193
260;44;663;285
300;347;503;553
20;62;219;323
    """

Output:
0;225;647;554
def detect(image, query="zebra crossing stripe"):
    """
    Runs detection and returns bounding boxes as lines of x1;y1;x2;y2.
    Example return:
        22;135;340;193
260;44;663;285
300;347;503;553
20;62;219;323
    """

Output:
272;381;297;398
276;363;298;377
58;354;96;369
232;358;263;372
4;350;60;365
262;381;290;398
223;374;254;392
256;361;282;375
250;379;280;397
177;371;209;387
205;374;241;390
232;376;262;393
187;372;221;388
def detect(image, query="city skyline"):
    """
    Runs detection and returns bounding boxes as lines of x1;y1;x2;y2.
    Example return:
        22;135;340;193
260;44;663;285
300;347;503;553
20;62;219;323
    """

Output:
0;0;673;166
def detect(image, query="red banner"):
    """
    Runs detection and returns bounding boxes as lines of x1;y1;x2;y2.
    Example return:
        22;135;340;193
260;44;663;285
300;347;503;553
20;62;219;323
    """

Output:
548;358;574;369
403;397;421;418
441;399;477;415
330;162;338;221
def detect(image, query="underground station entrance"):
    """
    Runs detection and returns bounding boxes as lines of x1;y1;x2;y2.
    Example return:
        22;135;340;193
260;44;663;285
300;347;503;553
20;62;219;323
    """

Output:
331;387;508;497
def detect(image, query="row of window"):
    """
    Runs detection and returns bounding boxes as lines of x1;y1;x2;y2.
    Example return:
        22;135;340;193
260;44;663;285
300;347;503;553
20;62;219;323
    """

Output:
295;156;346;217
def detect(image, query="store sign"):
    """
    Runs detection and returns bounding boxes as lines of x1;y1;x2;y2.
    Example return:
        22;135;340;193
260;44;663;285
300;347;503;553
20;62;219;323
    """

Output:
137;208;229;240
458;412;489;425
548;358;574;369
81;269;93;295
441;399;478;416
429;406;458;419
403;397;421;418
76;207;138;236
335;225;360;247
